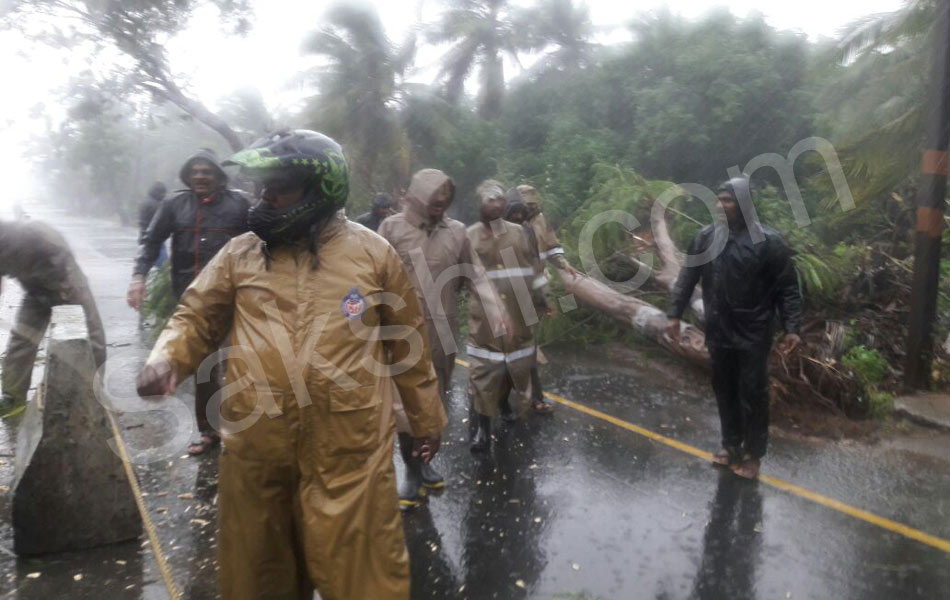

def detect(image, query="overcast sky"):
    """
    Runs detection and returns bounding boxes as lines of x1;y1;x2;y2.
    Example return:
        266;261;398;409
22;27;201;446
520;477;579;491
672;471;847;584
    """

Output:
0;0;905;202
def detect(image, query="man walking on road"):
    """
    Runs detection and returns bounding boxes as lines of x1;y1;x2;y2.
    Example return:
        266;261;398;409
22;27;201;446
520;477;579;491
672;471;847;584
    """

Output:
127;149;249;455
136;130;446;600
466;180;549;452
378;168;500;507
666;177;802;479
0;220;106;413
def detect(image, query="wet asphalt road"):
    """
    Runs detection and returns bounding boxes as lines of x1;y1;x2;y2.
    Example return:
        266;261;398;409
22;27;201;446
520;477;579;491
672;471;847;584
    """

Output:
0;206;948;599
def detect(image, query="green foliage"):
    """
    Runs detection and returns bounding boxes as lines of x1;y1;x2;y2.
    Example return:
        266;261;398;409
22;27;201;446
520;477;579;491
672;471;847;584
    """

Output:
868;390;895;420
557;164;678;281
842;345;889;388
793;253;837;300
142;264;177;343
426;116;508;223
617;10;814;185
813;0;932;206
302;2;416;203
427;0;536;118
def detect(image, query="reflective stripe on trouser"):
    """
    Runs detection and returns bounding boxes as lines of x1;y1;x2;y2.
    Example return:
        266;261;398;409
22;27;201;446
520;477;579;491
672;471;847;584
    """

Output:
467;346;535;417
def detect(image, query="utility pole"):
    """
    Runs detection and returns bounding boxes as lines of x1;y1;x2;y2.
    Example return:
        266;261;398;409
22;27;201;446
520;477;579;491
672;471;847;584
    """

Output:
905;1;950;390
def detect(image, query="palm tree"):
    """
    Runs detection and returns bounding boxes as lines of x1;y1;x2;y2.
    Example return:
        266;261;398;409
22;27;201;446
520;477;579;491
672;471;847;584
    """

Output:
818;0;934;202
428;0;532;119
301;1;418;199
517;0;596;72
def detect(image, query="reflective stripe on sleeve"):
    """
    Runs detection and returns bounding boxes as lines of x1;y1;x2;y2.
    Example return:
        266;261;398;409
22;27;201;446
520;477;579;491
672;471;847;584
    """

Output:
486;267;535;279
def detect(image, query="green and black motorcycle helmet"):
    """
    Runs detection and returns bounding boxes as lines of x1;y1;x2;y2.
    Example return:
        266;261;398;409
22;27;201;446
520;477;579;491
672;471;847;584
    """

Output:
224;130;349;246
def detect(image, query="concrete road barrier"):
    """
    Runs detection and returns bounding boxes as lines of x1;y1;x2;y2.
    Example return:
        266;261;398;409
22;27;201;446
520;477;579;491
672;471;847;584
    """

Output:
12;305;142;555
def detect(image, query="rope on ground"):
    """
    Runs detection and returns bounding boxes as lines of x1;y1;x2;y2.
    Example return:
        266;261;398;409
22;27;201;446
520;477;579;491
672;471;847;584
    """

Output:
106;410;183;600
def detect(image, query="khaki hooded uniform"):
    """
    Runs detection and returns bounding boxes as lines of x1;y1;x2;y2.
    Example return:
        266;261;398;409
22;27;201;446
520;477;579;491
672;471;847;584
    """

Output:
148;215;446;600
466;191;549;417
518;185;570;269
378;170;498;413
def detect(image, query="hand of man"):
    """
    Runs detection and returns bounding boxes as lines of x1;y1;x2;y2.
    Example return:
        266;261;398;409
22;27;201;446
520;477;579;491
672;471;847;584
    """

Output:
127;276;146;311
665;318;681;345
412;435;442;463
777;332;802;355
136;360;178;398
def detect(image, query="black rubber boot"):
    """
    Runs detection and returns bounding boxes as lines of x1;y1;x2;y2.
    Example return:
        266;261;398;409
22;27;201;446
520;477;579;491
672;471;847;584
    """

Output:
421;461;445;489
499;395;518;423
397;433;424;510
470;414;492;453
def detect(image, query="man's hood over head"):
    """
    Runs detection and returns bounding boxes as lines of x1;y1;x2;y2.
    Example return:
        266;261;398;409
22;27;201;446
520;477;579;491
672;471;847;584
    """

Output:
517;184;541;208
404;169;453;219
179;148;228;187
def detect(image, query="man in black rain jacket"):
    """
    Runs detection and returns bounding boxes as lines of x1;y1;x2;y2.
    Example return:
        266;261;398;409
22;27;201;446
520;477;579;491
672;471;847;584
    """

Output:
127;148;250;455
666;177;802;479
355;192;395;232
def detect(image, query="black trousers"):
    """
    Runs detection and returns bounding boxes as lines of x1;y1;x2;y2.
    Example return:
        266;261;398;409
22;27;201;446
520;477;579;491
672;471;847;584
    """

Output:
709;346;770;459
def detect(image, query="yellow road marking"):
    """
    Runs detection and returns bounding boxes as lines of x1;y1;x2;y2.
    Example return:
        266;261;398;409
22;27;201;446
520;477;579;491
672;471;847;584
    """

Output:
455;358;950;553
106;411;184;600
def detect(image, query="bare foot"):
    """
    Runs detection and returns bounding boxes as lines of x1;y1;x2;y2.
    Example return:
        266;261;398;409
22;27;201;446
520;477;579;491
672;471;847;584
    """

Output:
711;447;738;467
732;458;761;479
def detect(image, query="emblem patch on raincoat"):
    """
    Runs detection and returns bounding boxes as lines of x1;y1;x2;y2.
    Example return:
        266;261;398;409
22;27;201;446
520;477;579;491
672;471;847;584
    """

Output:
341;287;366;319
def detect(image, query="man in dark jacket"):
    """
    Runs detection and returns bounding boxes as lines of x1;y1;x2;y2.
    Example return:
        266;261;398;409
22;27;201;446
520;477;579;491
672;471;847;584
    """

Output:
138;181;167;267
139;182;166;244
0;220;106;413
355;192;395;232
666;177;802;479
127;148;250;454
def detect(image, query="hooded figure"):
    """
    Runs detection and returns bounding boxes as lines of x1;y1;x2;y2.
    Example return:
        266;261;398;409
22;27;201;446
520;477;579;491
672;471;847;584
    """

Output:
517;185;574;272
136;130;446;600
465;180;550;452
667;176;802;479
355;192;395;232
138;181;167;245
378;168;501;507
132;148;250;299
129;148;250;455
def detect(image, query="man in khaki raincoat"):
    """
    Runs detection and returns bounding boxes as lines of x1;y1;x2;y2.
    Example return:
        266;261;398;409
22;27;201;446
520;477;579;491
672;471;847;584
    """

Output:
510;185;579;413
519;185;577;274
378;168;501;507
466;180;549;452
137;130;446;600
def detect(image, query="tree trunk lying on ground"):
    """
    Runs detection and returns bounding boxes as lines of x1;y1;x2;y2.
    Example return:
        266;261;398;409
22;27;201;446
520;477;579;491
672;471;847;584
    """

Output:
559;266;863;414
558;269;711;368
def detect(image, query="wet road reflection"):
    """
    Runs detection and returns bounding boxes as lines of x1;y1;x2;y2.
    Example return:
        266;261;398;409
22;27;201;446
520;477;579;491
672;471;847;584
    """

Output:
692;471;762;600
